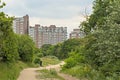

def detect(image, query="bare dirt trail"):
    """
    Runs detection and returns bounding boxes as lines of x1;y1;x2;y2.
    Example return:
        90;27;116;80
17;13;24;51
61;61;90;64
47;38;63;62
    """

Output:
17;61;79;80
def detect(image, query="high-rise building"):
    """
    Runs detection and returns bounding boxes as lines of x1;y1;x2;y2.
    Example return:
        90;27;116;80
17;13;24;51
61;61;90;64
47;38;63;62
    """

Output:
29;26;35;41
69;29;85;39
13;15;29;35
29;25;67;48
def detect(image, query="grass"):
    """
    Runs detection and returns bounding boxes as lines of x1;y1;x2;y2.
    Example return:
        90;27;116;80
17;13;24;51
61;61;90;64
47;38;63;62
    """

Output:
61;65;90;80
0;56;60;80
0;61;34;80
36;69;64;80
41;56;61;66
62;65;120;80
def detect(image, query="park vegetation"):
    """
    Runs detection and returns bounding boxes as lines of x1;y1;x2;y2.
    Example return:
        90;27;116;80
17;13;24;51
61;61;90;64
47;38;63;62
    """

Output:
0;0;120;80
62;0;120;80
0;1;39;80
36;69;64;80
39;0;120;80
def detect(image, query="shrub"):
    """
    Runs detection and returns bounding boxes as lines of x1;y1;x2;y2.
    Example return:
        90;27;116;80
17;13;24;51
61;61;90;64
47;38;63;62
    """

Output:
34;58;40;64
63;57;77;69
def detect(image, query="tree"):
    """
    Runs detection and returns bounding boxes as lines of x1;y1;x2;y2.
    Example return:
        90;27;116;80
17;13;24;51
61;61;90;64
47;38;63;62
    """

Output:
40;44;53;56
0;3;19;62
83;0;120;76
85;24;120;75
60;39;81;59
17;35;35;62
52;43;62;59
81;0;113;34
0;0;5;8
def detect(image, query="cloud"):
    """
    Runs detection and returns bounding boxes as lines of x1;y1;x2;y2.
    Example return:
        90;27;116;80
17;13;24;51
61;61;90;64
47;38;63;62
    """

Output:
1;0;93;37
2;0;93;18
2;0;27;16
30;15;86;35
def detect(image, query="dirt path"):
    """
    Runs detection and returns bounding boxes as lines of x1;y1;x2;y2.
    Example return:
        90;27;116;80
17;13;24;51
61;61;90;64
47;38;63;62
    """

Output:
17;61;79;80
17;68;38;80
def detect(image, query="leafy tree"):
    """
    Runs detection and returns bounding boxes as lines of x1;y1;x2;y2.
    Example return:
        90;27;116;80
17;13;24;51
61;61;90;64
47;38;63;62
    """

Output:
60;39;81;59
40;44;53;56
0;3;19;62
52;43;62;59
83;0;120;77
63;0;120;79
81;0;113;34
0;0;5;8
17;35;35;62
63;51;85;69
85;19;120;76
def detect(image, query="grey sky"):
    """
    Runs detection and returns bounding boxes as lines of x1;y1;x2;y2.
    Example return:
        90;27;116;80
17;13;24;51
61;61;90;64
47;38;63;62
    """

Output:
2;0;94;35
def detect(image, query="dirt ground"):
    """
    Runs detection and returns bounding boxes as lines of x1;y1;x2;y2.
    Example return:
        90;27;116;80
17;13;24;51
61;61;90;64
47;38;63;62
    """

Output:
17;61;79;80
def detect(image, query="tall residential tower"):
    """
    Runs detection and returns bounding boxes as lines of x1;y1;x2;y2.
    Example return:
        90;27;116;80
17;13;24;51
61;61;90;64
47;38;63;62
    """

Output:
69;29;85;39
29;25;67;48
13;15;29;35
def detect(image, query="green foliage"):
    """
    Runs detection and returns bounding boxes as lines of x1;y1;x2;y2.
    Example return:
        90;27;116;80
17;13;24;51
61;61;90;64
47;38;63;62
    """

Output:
0;0;5;8
63;51;85;69
52;43;62;59
1;34;19;62
41;56;60;66
49;69;57;75
81;0;113;34
0;11;36;62
86;24;120;74
34;57;40;64
40;44;53;56
37;69;64;80
39;39;82;59
62;65;91;79
63;57;77;69
17;35;35;62
0;61;29;80
62;0;120;79
0;1;39;80
0;9;19;62
60;39;81;59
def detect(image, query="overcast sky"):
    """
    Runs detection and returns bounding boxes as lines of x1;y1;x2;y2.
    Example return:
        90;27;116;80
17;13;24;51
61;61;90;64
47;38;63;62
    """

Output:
2;0;93;34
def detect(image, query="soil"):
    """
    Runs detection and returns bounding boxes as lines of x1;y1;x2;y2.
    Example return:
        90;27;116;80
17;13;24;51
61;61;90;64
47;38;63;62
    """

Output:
17;61;79;80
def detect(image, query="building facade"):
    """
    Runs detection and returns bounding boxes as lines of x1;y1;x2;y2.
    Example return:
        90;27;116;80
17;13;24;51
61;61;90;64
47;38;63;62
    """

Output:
29;25;67;48
13;15;29;35
70;29;85;39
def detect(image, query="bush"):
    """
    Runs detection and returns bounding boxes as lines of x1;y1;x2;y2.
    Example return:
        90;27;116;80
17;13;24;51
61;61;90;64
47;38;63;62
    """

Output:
34;58;40;64
17;35;35;62
63;57;77;69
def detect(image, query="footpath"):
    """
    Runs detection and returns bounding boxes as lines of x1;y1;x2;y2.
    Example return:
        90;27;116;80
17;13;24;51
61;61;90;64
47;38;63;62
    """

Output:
17;61;79;80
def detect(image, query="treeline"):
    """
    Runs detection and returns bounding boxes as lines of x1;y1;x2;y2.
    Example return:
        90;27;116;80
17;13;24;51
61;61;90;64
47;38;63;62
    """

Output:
39;38;81;59
40;0;120;79
0;2;40;80
0;4;37;63
62;0;120;80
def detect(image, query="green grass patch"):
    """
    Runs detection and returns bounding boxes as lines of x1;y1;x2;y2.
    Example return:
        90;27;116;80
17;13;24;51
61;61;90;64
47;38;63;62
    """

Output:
0;61;34;80
41;56;61;66
36;69;64;80
62;65;120;80
62;65;91;80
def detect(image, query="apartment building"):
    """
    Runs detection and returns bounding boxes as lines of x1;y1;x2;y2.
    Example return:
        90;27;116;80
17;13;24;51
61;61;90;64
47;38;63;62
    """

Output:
13;15;29;35
29;25;67;48
70;29;85;39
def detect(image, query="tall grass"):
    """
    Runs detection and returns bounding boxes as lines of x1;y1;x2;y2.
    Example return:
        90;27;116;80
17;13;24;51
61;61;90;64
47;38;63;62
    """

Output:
62;65;120;80
41;56;60;66
0;61;30;80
